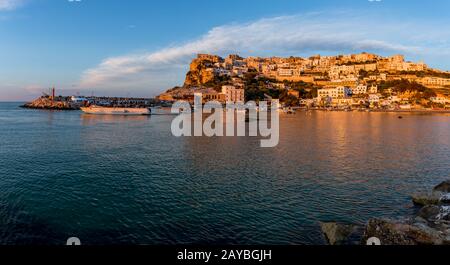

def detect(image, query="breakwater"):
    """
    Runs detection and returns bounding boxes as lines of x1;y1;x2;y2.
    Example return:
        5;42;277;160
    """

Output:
22;96;156;110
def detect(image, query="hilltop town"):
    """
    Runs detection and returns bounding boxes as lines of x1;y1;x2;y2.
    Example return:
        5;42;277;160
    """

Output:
158;53;450;110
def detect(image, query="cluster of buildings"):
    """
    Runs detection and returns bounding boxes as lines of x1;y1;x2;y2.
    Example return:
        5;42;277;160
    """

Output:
315;84;386;109
314;83;450;109
198;53;430;84
159;86;245;104
158;53;450;109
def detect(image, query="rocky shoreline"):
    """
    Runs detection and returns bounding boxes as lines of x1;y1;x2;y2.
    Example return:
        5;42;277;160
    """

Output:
21;97;79;110
321;180;450;245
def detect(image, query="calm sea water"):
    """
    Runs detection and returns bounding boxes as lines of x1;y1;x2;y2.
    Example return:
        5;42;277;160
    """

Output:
0;102;449;245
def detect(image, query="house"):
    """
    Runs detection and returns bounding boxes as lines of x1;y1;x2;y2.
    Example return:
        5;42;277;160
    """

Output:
351;84;367;95
318;86;351;99
368;94;380;105
222;85;245;103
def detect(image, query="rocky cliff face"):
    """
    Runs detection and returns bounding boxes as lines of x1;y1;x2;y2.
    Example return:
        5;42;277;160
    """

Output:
184;55;223;87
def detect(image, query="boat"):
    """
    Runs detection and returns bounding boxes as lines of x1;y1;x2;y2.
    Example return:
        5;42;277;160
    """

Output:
81;105;150;115
281;107;296;114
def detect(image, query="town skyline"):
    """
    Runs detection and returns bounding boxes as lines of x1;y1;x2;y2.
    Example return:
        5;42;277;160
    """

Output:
156;51;449;111
2;0;450;101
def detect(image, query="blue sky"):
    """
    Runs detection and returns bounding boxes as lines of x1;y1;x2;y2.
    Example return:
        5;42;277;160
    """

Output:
1;0;450;100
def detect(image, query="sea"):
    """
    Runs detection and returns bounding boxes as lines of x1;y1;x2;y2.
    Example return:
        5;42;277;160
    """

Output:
0;102;449;245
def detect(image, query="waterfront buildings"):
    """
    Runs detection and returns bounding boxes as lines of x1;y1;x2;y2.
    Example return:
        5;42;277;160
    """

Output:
419;77;450;87
161;52;450;109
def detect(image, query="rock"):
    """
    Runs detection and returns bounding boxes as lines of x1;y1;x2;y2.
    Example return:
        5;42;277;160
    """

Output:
418;205;441;221
436;206;450;221
320;222;362;245
412;193;441;206
22;97;78;110
434;181;450;193
412;216;428;226
363;219;446;245
184;55;224;87
441;194;450;204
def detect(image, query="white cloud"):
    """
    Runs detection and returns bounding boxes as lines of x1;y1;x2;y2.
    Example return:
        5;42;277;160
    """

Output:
79;11;450;95
0;0;24;11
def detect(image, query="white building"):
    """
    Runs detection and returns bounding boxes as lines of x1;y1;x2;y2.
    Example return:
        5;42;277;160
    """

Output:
318;86;351;99
277;68;294;77
419;77;450;87
430;97;450;104
350;84;368;95
368;94;380;104
71;96;87;103
388;96;401;103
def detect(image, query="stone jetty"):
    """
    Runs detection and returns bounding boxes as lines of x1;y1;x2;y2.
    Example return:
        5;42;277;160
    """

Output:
22;96;79;110
22;95;157;110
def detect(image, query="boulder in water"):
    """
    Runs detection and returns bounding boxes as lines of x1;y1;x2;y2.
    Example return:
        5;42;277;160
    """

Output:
363;218;446;245
320;222;362;245
412;193;441;206
418;205;441;222
434;181;450;193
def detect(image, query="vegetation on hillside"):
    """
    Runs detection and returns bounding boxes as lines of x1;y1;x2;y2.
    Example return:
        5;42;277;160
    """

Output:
399;70;450;79
243;72;320;102
378;79;436;99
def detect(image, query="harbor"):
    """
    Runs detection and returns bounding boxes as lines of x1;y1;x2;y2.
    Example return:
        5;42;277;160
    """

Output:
1;102;449;245
21;88;157;111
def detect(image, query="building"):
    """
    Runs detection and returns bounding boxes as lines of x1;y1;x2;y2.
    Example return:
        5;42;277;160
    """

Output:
222;85;245;103
419;77;450;87
368;94;380;105
278;68;294;77
70;96;87;103
318;86;351;99
430;97;450;104
350;84;368;95
203;92;226;103
368;85;378;94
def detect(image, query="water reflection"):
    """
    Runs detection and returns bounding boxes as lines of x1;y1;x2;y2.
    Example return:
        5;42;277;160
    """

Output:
81;113;151;126
1;105;449;245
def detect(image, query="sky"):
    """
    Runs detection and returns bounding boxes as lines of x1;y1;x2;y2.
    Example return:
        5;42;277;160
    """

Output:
1;0;450;101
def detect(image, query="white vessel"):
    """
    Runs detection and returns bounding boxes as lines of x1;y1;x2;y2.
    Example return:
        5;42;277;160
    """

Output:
81;105;150;115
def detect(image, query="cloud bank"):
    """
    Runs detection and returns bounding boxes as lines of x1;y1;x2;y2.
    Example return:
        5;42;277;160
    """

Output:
80;11;450;96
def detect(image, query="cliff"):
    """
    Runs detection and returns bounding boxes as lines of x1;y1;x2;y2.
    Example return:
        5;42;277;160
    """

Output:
184;54;224;87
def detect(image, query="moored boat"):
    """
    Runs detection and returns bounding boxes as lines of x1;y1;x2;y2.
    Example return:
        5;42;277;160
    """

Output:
81;105;150;115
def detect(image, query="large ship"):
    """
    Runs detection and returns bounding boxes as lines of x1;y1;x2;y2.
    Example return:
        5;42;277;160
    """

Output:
81;105;151;115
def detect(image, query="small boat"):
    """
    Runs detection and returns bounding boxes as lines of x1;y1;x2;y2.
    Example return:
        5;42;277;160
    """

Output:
282;107;296;114
81;105;150;115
